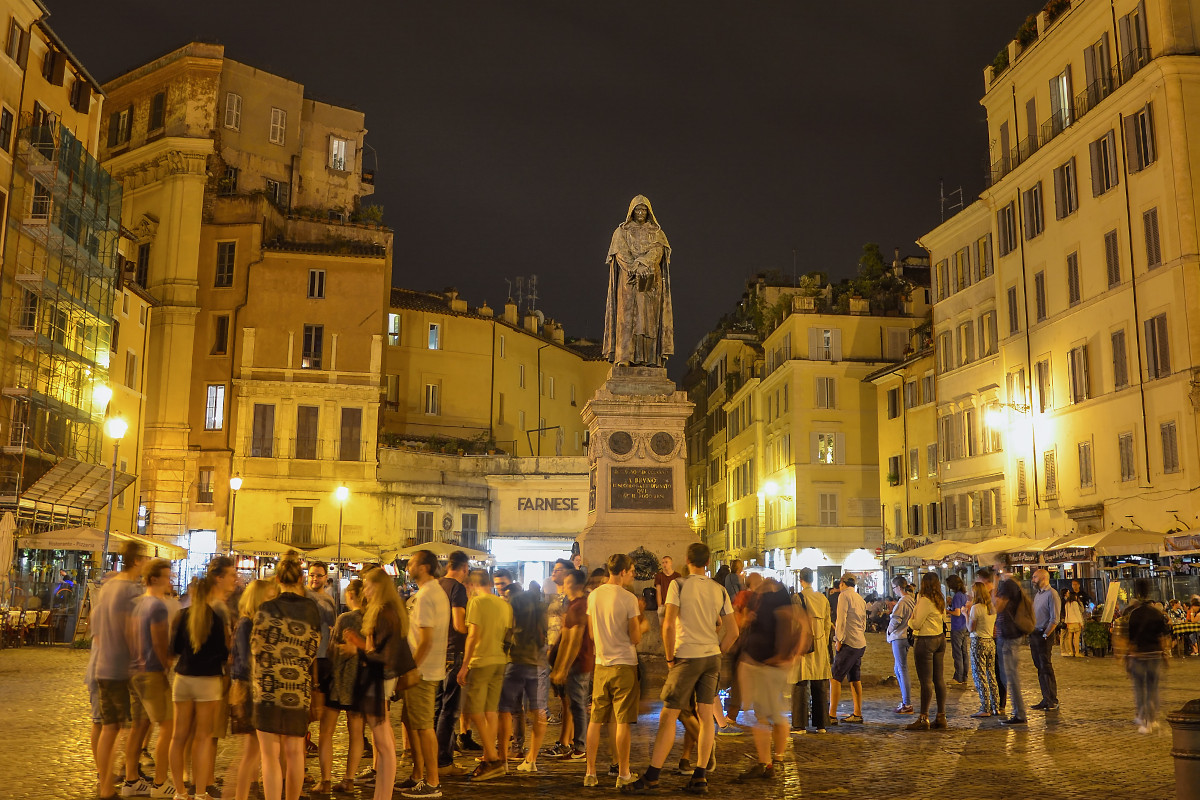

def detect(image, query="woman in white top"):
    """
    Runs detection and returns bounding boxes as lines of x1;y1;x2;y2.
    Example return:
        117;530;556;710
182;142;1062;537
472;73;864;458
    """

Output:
1060;589;1085;657
905;572;949;730
967;582;1000;717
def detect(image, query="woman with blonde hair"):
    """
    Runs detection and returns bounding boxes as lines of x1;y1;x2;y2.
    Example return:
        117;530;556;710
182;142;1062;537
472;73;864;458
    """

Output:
252;558;320;800
230;579;279;800
170;555;237;800
905;571;949;731
339;567;414;800
967;582;1000;717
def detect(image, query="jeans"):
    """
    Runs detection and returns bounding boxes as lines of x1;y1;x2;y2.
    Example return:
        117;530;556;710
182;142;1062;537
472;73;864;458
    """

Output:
912;635;946;716
890;639;911;706
791;679;828;730
1128;654;1163;725
566;670;592;752
434;652;464;766
1028;632;1059;706
950;628;970;683
994;635;1007;709
999;637;1027;718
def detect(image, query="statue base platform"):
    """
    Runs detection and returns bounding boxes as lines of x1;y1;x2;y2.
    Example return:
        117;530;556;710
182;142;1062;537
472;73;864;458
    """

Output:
576;365;698;573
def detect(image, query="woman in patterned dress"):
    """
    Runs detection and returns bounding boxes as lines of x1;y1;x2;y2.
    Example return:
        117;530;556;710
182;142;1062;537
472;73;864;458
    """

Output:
251;557;320;800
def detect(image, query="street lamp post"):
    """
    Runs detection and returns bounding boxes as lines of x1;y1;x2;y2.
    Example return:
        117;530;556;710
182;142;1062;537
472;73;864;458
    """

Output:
335;485;349;606
227;475;243;555
100;416;128;572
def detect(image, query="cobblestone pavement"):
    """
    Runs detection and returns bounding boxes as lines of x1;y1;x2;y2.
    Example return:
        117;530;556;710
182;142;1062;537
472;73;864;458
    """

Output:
1;634;1195;800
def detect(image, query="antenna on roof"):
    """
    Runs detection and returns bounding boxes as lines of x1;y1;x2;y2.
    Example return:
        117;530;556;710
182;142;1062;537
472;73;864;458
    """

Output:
939;179;964;222
527;274;538;312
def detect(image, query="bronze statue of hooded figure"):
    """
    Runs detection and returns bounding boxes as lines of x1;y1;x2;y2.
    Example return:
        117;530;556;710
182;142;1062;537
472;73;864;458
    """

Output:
603;195;674;367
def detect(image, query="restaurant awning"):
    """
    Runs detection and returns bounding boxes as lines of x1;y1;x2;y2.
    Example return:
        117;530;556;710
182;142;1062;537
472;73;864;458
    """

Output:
19;457;135;512
305;543;381;562
888;540;971;565
392;541;490;561
1047;528;1166;558
233;539;299;557
958;536;1039;559
15;526;186;559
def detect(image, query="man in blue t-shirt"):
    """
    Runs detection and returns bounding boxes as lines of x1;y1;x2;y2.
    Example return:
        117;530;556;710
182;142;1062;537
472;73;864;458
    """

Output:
129;559;175;796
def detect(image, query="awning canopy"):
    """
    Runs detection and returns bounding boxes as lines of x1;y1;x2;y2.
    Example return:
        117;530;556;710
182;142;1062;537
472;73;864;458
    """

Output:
15;526;185;559
305;543;381;562
20;457;135;512
233;539;298;557
1048;528;1166;558
889;540;970;565
393;541;490;561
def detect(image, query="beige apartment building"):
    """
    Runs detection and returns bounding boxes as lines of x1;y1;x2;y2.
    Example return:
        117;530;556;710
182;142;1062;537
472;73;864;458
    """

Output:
922;0;1200;546
100;43;391;558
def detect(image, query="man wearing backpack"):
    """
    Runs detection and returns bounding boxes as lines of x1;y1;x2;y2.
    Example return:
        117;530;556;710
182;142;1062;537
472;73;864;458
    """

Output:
993;558;1032;725
621;543;735;795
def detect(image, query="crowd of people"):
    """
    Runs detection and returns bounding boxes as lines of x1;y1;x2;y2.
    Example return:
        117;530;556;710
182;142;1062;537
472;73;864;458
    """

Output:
83;540;1185;800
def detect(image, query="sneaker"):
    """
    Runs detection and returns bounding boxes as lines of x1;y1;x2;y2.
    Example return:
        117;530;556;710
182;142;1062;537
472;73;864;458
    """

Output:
1030;701;1048;711
542;743;571;758
469;760;506;782
150;781;176;799
931;714;948;729
789;727;806;735
583;775;599;788
618;775;653;794
459;733;482;753
1138;724;1152;734
904;716;930;731
735;763;774;783
895;704;914;715
1043;703;1060;711
402;782;443;799
609;764;620;777
396;777;419;791
516;760;537;773
969;710;992;719
507;750;527;762
677;759;693;776
682;777;708;795
841;714;864;724
439;763;469;777
825;715;839;726
1001;716;1026;725
356;769;376;788
547;713;562;725
717;724;745;736
121;778;153;797
815;728;827;734
568;750;587;760
615;774;640;791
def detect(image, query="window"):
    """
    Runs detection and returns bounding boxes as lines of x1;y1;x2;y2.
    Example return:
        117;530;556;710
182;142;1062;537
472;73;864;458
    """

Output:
5;20;27;65
518;364;526;388
107;106;132;147
954;248;971;290
1125;103;1156;172
977;234;994;278
1034;272;1047;322
1049;66;1074;134
461;514;479;549
251;403;275;458
499;335;506;358
197;468;214;504
1162;421;1180;474
30;180;49;220
308;269;325;299
302;324;323;369
1067;345;1090;403
385;374;400;410
921;374;934;404
292;507;315;545
428;322;440;350
923;442;937;477
69;78;91;113
295;406;319;459
1067;252;1081;306
909;448;919;481
1144;208;1161;268
1007;286;1020;334
1053;158;1078;219
1090;130;1120;195
815;432;842;465
387;313;401;346
888;454;903;484
956;321;975;366
1145;313;1170;379
886;388;900;419
936;332;952;373
549;376;556;399
983;403;1003;453
903;380;918;410
936;259;949;300
265;178;288;207
125;351;138;388
339;407;362;461
424;383;440;415
211;314;229;355
328;136;354;171
215;241;235;287
496;392;505;424
0;107;12;152
1104;230;1120;288
109;317;118;350
416;511;435;544
135;243;150;288
1016;459;1028;503
1119;432;1137;482
204;385;225;430
1112;329;1129;390
997;203;1018;256
1084;34;1114;106
1035;359;1052;413
1023;182;1044;239
816;377;835;409
217;165;238;196
818;493;837;526
978;310;998;357
1078;441;1094;488
1043;450;1058;498
224;92;242;130
149;92;166;131
928;501;939;534
1119;2;1151;74
269;107;286;145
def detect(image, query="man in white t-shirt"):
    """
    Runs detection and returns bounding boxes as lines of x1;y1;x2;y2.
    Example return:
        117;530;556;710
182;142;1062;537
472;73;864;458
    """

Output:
404;549;451;797
622;542;735;795
585;553;644;789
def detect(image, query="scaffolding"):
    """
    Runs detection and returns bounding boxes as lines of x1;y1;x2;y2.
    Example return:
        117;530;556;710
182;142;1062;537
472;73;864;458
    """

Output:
0;115;122;504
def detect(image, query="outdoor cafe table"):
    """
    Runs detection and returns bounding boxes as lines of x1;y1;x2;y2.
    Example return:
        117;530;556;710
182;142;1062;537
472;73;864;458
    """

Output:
1174;620;1200;637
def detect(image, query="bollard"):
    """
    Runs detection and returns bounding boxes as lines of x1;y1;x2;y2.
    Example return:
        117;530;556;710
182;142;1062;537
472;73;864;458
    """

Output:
1168;699;1200;800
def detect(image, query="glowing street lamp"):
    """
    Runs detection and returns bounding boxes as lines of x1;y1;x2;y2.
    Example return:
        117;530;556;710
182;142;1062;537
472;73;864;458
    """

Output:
227;475;243;555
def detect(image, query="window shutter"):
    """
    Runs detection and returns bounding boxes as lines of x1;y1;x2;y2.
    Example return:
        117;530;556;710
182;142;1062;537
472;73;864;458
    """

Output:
830;329;843;361
815;378;827;409
1049;76;1062;124
1145;318;1159;377
964;323;975;362
1156;315;1170;376
15;27;28;68
1144;208;1161;267
1105;230;1120;286
1016;460;1028;502
1044;451;1057;496
1144;103;1156;164
835;432;846;465
808;327;821;360
1123;115;1141;172
1081;345;1090;399
107;113;120;147
1053;166;1065;219
810;431;819;463
1089;139;1103;196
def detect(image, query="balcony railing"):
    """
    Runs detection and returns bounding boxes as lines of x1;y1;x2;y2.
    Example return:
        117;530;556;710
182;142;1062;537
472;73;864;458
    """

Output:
291;437;323;460
275;522;329;549
245;436;279;459
336;439;367;462
986;47;1151;188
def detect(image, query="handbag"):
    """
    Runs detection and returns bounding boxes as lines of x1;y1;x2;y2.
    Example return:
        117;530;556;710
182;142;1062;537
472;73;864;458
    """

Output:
1014;592;1036;636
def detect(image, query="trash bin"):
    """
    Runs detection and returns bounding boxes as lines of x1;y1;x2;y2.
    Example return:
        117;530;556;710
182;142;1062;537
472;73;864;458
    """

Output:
1168;699;1200;800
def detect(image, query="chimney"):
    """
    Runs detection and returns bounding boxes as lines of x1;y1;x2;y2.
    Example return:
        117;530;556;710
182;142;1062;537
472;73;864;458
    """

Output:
444;287;467;312
524;313;539;333
546;320;565;344
477;301;494;318
503;299;518;324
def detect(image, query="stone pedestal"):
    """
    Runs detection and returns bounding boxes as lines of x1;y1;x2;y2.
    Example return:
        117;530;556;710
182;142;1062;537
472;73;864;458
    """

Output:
576;365;698;572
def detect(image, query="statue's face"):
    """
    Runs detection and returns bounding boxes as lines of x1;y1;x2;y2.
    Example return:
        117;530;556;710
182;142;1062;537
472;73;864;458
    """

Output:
633;204;648;223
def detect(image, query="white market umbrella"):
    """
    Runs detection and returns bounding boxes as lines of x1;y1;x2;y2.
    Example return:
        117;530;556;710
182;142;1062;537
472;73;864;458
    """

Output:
1048;528;1166;558
305;543;380;562
233;539;298;557
392;541;490;561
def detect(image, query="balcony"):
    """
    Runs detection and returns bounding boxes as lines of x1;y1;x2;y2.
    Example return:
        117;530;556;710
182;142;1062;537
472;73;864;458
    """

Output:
291;437;323;460
336;439;367;462
275;522;329;549
245;436;279;459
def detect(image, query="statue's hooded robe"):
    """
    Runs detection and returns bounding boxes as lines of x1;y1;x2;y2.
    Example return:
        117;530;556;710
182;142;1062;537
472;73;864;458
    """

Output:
603;195;674;366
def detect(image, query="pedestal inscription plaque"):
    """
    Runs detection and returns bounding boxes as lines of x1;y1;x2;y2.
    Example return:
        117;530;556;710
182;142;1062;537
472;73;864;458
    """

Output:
610;466;672;510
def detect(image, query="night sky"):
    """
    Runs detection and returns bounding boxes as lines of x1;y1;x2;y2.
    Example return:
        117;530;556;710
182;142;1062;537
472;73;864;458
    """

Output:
48;0;1039;376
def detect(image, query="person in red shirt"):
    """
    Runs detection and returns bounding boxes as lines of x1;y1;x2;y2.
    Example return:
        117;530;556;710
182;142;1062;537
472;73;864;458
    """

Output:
550;570;593;759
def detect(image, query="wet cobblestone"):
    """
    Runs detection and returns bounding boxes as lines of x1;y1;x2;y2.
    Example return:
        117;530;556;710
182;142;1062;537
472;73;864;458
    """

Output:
0;635;1194;799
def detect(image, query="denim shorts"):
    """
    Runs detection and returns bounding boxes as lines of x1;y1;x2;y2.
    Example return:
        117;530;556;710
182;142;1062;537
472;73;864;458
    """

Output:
499;662;549;713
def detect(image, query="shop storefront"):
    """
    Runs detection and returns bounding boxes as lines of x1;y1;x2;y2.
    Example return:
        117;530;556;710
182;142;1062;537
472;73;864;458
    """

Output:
485;473;588;587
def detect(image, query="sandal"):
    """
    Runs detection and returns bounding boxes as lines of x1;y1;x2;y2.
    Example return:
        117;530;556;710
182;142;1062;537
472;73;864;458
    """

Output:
969;710;992;718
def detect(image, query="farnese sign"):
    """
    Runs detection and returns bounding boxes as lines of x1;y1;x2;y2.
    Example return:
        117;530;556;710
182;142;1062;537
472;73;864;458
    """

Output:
610;466;673;510
517;497;580;512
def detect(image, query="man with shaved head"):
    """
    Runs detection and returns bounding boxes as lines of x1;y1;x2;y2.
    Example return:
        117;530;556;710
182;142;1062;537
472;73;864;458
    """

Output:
1028;568;1060;712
